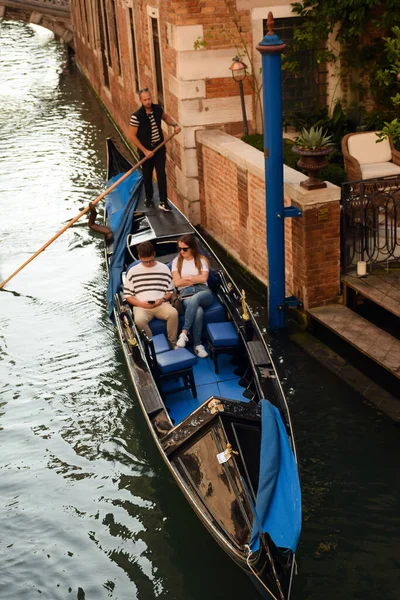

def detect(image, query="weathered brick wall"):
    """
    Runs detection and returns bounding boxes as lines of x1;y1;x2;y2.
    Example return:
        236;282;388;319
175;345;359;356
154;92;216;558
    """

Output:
198;142;268;285
197;129;341;309
291;202;341;308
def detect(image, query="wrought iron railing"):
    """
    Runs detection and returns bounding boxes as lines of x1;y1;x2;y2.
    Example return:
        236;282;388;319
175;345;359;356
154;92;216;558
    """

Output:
341;175;400;274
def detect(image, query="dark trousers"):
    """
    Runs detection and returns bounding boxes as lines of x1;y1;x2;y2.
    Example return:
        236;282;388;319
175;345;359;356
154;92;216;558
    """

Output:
141;145;167;204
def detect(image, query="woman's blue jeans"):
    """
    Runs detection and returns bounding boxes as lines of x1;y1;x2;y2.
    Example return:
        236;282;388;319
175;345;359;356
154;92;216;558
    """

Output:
181;287;213;347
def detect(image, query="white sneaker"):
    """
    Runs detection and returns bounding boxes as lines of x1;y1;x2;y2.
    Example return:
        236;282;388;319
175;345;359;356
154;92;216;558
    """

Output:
176;332;189;348
195;344;208;358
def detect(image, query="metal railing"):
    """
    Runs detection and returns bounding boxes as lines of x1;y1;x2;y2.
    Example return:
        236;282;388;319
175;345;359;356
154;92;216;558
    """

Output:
341;175;400;274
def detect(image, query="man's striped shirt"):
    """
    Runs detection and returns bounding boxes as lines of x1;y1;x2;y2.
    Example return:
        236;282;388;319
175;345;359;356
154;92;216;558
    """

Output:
130;111;162;145
123;261;173;302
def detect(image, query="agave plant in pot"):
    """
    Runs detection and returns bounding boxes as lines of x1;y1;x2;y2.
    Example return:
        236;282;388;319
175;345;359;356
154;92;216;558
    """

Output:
292;126;334;190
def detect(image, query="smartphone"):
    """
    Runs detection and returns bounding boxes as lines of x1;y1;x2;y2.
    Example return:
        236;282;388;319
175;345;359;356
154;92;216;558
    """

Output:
148;300;155;304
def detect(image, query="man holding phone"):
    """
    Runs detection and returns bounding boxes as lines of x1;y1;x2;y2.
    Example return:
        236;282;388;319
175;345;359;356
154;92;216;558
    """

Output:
123;241;178;348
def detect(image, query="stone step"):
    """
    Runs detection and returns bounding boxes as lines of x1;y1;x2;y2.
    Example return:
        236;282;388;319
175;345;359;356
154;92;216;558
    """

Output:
342;270;400;319
308;304;400;379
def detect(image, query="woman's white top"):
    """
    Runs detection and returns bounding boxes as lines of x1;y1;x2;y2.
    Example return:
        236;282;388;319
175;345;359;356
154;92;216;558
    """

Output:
171;256;209;290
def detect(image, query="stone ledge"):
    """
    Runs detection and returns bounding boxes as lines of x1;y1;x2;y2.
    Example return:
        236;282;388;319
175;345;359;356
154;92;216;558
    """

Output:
196;129;341;209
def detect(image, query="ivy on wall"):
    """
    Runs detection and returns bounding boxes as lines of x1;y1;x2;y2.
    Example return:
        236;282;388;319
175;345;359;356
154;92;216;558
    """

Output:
289;0;400;107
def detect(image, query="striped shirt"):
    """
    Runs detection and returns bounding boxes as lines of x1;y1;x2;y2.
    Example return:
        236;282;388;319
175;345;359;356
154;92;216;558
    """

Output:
123;261;173;302
130;111;162;145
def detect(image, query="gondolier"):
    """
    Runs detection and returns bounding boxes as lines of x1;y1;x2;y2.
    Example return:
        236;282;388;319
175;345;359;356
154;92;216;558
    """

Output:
129;88;181;212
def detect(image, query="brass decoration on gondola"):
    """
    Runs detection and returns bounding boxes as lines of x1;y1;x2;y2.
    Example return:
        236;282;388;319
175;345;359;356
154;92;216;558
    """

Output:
217;442;239;464
241;290;250;321
208;398;224;414
225;443;238;457
122;314;137;347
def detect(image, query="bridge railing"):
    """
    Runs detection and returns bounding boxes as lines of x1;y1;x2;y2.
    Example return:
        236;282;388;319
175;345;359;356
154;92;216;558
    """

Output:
341;175;400;273
2;0;70;13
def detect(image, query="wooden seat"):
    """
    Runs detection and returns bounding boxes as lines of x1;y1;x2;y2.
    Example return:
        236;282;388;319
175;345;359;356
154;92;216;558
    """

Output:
342;132;400;181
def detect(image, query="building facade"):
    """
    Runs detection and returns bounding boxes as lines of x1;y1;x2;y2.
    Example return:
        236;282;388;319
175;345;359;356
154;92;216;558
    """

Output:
70;0;339;222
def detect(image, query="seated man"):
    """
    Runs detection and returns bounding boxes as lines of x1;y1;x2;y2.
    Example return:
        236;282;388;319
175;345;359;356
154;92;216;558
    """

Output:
123;241;178;348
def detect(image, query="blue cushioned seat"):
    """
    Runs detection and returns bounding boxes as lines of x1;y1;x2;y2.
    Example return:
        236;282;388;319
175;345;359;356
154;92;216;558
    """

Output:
207;322;240;347
206;321;240;374
142;334;198;398
157;348;197;374
152;333;170;354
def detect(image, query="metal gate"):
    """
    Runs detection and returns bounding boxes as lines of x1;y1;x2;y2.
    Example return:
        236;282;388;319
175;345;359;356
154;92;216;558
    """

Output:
341;175;400;274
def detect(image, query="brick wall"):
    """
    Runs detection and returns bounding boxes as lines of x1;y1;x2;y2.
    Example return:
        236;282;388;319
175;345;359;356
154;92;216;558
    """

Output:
197;129;341;309
198;142;268;285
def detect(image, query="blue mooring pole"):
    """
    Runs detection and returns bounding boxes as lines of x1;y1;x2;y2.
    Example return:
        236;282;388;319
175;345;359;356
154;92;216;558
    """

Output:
256;13;287;330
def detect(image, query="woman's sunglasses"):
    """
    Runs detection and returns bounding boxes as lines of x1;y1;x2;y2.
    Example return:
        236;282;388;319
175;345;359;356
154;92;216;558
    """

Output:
178;246;190;252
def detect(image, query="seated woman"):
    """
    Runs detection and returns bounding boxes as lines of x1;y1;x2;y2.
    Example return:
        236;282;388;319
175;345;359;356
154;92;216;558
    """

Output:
172;234;213;358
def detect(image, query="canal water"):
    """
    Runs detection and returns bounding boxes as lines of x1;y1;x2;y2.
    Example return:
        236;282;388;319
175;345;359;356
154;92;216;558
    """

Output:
0;21;399;600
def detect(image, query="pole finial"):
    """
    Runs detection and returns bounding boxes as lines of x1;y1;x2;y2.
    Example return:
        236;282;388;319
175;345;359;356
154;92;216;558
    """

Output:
267;12;275;36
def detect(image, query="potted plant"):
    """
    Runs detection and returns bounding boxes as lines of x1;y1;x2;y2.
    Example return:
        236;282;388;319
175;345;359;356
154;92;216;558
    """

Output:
292;126;334;190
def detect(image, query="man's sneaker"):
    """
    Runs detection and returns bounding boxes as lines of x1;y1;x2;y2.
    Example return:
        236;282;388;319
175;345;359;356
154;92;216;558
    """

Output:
176;332;189;348
144;199;154;208
159;202;172;212
194;345;208;358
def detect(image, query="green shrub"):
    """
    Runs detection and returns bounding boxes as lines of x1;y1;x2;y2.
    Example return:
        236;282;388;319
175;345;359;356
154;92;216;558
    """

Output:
241;133;263;152
242;136;346;185
318;164;347;186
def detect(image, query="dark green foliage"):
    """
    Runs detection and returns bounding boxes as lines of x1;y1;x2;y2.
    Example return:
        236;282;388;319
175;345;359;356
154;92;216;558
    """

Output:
291;0;400;44
288;1;400;109
241;134;263;152
318;164;347;186
241;136;347;186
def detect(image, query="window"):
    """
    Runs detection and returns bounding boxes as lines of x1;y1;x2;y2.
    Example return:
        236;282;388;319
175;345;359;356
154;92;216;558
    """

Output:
151;17;164;105
264;18;327;118
129;8;139;91
110;0;121;76
97;0;110;87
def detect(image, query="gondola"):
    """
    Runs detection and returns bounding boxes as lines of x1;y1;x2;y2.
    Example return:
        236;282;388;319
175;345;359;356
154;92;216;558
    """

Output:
103;137;302;600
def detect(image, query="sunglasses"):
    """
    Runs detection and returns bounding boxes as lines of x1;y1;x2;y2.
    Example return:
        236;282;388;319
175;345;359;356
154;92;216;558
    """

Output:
139;87;149;94
178;246;190;252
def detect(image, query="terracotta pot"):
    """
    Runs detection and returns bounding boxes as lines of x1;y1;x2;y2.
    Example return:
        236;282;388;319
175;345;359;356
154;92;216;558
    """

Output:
292;146;331;190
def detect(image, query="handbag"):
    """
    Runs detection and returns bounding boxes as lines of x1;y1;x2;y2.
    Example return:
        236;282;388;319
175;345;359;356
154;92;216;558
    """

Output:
171;292;184;316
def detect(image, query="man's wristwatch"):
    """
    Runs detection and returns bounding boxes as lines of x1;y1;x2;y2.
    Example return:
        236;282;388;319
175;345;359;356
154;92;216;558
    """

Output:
172;123;178;128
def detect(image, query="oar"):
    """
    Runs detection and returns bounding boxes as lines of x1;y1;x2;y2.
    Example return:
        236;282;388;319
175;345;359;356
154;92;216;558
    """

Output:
0;133;176;290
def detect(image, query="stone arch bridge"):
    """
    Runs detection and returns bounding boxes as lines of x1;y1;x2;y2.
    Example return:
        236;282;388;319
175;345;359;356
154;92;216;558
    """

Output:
0;0;73;47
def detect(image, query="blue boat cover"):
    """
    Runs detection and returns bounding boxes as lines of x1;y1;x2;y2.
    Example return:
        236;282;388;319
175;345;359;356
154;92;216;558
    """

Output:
249;399;302;553
105;170;143;319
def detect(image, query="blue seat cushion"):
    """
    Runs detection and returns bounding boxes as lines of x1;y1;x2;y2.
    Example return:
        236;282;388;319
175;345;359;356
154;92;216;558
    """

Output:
207;321;240;347
152;333;170;354
149;295;226;337
157;348;197;374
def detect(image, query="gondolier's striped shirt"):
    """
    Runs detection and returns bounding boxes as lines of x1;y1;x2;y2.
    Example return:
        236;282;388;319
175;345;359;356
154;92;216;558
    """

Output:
130;111;162;146
123;261;173;302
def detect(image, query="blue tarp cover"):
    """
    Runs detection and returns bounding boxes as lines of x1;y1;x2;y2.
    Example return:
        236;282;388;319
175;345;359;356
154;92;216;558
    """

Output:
249;400;302;553
105;170;143;319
